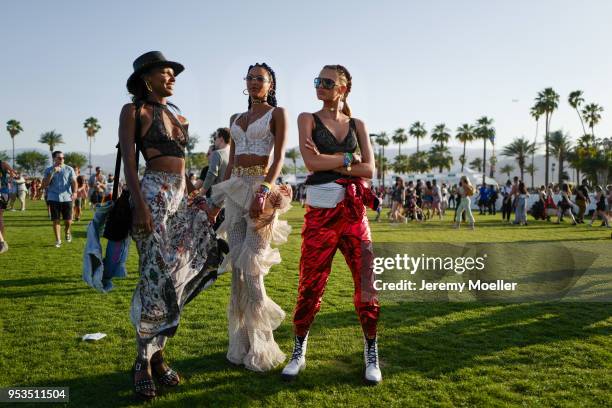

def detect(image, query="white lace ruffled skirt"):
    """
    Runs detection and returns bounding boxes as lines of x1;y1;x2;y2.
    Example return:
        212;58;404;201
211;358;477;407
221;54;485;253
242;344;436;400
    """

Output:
211;174;292;371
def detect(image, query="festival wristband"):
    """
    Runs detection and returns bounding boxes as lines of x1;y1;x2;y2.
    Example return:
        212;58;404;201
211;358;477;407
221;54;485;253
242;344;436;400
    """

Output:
343;152;353;171
260;181;272;193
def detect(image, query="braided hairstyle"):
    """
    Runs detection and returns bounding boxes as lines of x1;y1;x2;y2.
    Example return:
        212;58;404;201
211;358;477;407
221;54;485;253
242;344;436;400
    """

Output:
323;64;352;117
246;63;278;109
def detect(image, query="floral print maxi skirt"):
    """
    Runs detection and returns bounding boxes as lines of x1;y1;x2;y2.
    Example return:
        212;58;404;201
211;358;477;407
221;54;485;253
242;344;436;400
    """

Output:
131;170;222;358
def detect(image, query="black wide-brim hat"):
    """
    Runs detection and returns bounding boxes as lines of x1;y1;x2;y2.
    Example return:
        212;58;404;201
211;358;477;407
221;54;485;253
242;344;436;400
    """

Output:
126;51;184;94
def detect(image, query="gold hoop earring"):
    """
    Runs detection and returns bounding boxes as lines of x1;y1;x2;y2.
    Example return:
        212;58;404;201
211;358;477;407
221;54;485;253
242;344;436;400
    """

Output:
243;89;249;95
145;81;153;93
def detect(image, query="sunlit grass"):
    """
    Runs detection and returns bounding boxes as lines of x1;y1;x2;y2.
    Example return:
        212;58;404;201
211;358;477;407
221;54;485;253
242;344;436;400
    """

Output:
0;201;610;407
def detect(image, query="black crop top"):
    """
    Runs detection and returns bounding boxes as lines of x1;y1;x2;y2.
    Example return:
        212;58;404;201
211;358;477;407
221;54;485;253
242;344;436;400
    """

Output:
140;102;188;162
305;114;358;185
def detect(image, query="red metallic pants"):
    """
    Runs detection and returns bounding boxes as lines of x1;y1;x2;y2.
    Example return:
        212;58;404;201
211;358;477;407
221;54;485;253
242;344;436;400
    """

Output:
293;202;380;338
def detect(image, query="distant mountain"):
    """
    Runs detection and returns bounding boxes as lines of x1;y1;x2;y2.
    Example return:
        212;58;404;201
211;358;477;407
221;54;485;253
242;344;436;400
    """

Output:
7;144;573;186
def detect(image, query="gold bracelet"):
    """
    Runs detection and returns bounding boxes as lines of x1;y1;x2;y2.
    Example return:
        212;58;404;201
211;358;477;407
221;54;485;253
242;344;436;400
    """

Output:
261;181;273;190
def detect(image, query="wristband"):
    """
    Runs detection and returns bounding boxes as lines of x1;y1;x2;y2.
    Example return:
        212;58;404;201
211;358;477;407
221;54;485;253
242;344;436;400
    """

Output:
343;152;353;171
260;181;272;193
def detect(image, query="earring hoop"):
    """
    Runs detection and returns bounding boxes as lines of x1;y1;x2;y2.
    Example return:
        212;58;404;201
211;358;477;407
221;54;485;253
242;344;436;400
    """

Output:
243;89;249;95
145;81;153;93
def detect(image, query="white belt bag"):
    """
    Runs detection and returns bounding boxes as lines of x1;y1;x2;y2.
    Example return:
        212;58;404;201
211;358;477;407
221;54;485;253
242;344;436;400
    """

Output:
306;182;345;208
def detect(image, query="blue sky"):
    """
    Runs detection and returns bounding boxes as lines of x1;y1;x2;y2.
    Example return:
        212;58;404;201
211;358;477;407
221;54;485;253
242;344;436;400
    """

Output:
2;0;611;156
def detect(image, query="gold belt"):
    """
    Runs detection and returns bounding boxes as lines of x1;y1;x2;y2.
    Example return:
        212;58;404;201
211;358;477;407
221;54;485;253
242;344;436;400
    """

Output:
232;164;267;177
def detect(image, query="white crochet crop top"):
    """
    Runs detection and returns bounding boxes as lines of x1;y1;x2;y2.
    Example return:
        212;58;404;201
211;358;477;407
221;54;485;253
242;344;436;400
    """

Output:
231;108;275;156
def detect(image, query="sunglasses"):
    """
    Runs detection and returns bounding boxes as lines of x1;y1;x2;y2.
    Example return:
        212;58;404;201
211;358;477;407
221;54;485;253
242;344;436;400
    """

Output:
314;77;337;90
244;75;270;83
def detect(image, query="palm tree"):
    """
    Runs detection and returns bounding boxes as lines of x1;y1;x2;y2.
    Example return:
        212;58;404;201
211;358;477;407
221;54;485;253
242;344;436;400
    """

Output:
39;131;64;157
455;123;475;172
549;130;572;185
408;121;427;154
429;124;452;173
392;154;410;174
568;91;587;136
185;133;200;172
431;124;451;147
428;144;453;173
6;119;23;168
525;163;538;189
469;158;483;173
285;148;300;177
500;164;515;178
475;116;495;185
392;128;408;157
501;137;535;181
375;132;390;188
83;117;101;177
535;87;560;185
582;103;603;137
408;151;430;173
529;104;545;185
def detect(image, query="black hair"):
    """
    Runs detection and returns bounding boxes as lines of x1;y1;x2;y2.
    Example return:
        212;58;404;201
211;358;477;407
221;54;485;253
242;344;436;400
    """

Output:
216;127;231;144
130;68;180;112
52;150;63;159
246;63;278;109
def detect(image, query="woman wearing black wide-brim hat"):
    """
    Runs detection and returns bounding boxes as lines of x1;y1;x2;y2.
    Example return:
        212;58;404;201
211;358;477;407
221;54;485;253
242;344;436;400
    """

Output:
119;51;223;400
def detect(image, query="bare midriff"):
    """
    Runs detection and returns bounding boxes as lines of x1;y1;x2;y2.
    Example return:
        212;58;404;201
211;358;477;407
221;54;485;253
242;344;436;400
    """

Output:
143;149;185;174
234;154;269;168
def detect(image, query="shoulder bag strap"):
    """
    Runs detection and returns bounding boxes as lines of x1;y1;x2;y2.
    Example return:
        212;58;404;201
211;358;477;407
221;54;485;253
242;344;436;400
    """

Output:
112;103;143;201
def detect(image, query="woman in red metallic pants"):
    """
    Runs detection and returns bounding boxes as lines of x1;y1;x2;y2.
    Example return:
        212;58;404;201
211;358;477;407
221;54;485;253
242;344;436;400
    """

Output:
281;65;382;385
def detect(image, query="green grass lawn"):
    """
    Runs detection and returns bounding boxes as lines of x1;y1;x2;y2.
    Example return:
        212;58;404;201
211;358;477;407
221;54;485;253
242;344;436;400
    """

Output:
0;201;610;407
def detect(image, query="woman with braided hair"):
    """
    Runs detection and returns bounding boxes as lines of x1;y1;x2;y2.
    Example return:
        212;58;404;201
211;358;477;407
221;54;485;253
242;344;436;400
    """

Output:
209;63;292;372
281;65;382;384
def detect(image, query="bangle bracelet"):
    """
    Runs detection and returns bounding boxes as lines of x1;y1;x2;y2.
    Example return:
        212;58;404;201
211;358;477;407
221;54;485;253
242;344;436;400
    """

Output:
261;181;272;191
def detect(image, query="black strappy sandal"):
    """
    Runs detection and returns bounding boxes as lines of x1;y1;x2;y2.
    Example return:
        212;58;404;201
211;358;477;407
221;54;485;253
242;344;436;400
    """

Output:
132;359;156;400
151;351;180;387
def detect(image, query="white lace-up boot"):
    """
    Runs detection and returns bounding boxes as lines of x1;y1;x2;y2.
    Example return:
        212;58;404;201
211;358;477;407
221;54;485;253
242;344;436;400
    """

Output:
281;333;308;380
364;336;382;385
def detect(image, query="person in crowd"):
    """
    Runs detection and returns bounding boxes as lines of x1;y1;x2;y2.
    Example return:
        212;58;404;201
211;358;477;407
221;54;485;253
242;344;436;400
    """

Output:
74;175;88;221
487;184;497;215
544;183;558;221
42;151;77;247
440;182;449;216
514;181;529;226
390;176;406;223
195;128;230;198
589;186;610;227
554;183;577;225
0;160;17;253
575;179;590;224
431;179;442;220
454;175;475;230
501;180;513;223
477;183;489;215
8;172;27;211
89;166;106;207
103;174;115;202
